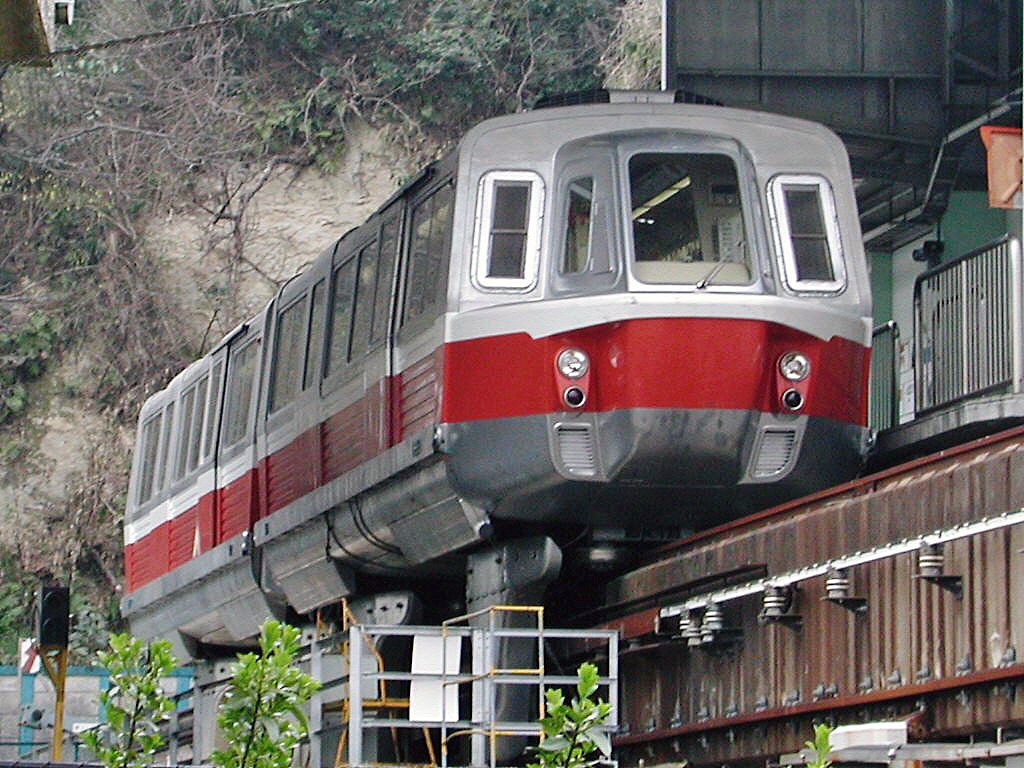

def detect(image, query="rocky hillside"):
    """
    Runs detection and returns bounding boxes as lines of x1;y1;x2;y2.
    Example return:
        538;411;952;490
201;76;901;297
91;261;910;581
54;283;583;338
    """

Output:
0;0;658;662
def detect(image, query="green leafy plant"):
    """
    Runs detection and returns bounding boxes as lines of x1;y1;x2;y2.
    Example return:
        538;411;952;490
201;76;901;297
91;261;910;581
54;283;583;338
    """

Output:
212;619;321;768
0;567;34;662
80;633;177;768
529;662;612;768
805;723;835;768
0;312;60;424
68;592;114;664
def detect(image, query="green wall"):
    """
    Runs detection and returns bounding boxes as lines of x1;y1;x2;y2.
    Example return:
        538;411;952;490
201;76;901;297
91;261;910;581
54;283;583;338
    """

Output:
866;192;1009;328
939;191;1007;260
869;251;894;326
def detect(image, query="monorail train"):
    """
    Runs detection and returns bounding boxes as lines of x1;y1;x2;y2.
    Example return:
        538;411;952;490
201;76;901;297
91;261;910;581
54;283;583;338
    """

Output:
121;91;872;657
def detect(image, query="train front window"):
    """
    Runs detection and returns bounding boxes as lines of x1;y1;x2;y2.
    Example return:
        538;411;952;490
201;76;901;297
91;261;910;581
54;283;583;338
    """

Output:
562;177;593;274
489;183;531;278
472;170;543;290
768;174;846;293
628;153;751;286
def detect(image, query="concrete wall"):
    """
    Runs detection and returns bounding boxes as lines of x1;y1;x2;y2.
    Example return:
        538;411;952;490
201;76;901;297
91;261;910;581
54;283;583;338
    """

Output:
0;665;192;762
869;251;894;327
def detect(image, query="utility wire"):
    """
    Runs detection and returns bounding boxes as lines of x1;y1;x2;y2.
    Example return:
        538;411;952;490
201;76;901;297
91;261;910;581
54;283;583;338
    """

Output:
13;0;325;65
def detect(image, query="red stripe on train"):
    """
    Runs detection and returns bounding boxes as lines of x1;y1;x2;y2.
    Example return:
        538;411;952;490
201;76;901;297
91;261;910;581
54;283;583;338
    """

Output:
124;467;258;592
125;328;866;594
442;318;869;425
124;523;169;591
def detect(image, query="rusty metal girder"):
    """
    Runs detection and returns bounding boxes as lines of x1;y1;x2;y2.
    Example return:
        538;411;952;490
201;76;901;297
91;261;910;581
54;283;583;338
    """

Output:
606;427;1024;766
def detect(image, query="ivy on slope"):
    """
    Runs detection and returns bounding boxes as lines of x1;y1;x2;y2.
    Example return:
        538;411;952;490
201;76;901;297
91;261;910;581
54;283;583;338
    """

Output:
229;0;618;164
0;0;620;658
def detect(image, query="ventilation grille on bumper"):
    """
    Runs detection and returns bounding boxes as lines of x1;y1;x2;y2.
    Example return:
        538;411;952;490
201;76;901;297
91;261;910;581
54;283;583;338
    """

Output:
752;428;798;478
555;423;597;477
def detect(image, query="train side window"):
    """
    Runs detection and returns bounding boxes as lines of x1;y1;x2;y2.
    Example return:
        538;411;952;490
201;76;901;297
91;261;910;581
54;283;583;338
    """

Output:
155;401;175;494
767;174;846;293
222;339;259;449
326;255;359;377
137;412;163;504
202;360;223;461
268;296;308;413
350;240;378;361
187;376;208;473
371;217;399;347
303;281;325;390
404;183;453;324
562;177;594;274
173;384;198;481
472;171;544;290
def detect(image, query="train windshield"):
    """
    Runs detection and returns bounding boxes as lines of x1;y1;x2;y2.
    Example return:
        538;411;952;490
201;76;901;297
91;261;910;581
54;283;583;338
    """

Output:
628;153;752;286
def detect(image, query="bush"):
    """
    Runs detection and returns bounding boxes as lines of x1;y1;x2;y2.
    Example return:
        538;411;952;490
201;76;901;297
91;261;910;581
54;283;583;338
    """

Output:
529;662;612;768
212;619;321;768
80;634;177;768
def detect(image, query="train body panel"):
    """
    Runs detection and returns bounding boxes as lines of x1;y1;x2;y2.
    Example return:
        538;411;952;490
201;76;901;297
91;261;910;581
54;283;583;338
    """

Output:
443;408;866;527
121;96;872;656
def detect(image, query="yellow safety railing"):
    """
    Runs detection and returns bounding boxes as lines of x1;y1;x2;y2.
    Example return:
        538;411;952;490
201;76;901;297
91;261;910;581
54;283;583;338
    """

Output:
331;599;439;768
334;604;619;768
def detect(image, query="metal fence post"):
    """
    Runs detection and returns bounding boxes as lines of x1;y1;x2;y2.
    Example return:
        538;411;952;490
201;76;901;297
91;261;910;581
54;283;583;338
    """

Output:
471;627;486;767
348;624;363;768
608;630;620;732
870;321;901;431
1011;238;1023;393
309;634;322;768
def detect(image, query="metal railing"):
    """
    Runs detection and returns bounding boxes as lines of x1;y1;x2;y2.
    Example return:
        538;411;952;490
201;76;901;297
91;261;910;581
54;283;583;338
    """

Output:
914;236;1023;414
342;606;619;768
869;321;901;432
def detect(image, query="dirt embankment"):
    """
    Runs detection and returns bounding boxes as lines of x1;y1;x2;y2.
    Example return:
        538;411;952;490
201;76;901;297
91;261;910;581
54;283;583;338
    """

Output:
0;121;411;592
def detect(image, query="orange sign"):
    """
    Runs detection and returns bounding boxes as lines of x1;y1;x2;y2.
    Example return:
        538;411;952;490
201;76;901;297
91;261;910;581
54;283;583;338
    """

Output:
980;126;1023;209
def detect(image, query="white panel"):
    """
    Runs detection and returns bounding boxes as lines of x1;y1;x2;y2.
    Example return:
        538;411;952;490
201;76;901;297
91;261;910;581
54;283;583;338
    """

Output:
409;635;461;723
831;721;907;751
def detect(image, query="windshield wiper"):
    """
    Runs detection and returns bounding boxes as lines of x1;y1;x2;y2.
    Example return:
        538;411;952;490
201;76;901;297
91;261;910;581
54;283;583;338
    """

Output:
695;260;729;289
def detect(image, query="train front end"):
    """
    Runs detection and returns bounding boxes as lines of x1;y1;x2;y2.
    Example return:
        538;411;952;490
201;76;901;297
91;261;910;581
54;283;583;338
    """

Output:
442;97;872;526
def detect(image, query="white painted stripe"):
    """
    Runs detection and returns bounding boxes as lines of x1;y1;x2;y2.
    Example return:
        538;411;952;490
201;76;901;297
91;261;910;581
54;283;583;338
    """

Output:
266;421;301;455
124;500;170;545
165;468;217;523
449;294;871;347
220;450;254;487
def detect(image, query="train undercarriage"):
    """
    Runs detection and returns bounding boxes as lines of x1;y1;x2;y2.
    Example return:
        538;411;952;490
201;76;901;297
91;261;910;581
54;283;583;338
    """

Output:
156;422;1024;768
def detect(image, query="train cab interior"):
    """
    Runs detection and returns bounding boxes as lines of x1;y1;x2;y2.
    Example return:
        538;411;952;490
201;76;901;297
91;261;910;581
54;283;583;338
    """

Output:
627;152;752;285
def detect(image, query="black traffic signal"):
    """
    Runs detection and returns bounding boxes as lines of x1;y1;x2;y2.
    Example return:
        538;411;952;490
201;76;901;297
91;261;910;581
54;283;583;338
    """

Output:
37;585;70;648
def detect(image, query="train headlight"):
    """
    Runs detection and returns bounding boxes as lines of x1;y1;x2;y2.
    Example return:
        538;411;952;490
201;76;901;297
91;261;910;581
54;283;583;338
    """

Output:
563;386;586;408
557;348;590;379
778;352;810;382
